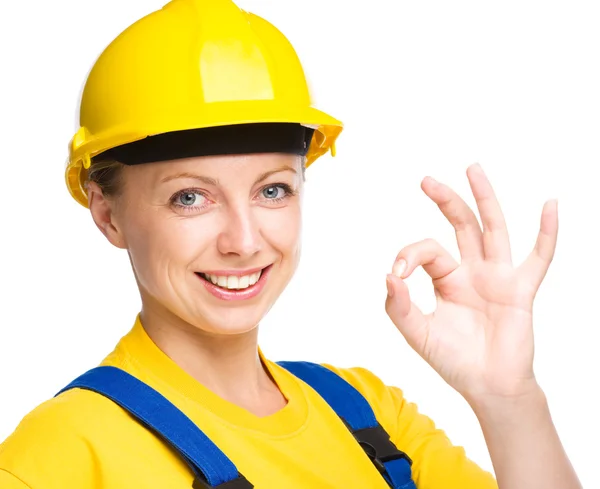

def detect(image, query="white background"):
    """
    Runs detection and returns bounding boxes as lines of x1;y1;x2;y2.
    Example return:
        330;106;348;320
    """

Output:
0;0;598;486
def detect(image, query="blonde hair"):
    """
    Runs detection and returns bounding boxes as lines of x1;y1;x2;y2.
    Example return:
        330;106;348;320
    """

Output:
86;157;124;198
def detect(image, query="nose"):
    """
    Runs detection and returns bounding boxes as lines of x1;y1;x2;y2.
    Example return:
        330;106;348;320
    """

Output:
216;205;262;258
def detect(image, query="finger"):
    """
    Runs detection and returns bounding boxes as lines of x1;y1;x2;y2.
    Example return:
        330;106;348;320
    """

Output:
466;163;512;263
393;238;459;281
385;274;428;352
421;176;484;261
518;199;559;291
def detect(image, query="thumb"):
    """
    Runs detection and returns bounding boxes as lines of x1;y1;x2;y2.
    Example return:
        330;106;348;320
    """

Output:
385;274;428;351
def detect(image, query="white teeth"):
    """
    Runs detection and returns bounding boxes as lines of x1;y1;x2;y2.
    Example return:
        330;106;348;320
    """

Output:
249;272;259;285
202;269;263;290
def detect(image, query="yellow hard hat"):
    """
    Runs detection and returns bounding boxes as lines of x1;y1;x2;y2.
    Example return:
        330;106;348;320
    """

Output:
65;0;343;207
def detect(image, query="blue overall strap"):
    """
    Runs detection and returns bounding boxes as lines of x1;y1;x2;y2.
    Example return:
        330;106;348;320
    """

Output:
56;366;253;489
278;361;416;489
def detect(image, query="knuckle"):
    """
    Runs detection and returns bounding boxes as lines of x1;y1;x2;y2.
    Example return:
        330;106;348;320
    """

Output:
397;238;439;258
396;238;448;267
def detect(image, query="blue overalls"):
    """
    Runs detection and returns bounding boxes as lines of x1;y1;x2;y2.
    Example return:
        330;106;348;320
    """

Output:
58;362;416;488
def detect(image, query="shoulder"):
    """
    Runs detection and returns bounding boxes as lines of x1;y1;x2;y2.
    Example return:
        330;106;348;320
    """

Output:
318;362;408;435
318;363;498;488
320;363;440;439
318;362;441;448
0;388;131;488
2;386;131;445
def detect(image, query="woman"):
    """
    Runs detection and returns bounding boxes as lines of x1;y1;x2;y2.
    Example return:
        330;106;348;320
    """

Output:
0;0;581;488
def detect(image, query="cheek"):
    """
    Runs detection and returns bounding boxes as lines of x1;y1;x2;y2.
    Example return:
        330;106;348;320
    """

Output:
259;203;302;261
123;212;212;288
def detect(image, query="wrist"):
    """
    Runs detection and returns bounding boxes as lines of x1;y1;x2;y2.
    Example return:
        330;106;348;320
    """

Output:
468;382;548;424
460;372;541;410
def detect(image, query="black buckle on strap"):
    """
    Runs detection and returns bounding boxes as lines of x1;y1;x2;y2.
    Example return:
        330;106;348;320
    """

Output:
347;422;412;475
192;473;254;489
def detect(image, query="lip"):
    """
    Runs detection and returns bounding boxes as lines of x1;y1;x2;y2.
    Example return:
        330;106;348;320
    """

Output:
196;264;272;301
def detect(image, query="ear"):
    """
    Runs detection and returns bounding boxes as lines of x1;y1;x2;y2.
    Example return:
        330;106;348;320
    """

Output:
87;182;128;250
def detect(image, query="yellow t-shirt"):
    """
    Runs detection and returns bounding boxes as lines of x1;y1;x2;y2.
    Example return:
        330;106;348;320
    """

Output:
0;317;497;488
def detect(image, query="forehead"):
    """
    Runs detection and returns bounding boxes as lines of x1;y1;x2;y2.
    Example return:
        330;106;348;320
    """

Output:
125;153;303;186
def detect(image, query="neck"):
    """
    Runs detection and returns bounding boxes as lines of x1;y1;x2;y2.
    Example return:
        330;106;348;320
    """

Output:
138;301;285;416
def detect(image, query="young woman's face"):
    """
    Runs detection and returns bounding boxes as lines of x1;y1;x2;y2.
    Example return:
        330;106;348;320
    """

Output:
100;153;303;334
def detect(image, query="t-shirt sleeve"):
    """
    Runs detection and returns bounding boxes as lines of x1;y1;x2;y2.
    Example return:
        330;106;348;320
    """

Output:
323;364;498;489
0;469;31;488
388;385;497;488
0;392;99;489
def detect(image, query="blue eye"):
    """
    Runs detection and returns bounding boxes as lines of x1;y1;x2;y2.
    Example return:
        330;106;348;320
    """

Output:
262;185;286;199
178;192;205;206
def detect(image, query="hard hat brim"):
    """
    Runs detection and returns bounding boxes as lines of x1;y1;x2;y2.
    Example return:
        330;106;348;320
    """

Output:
66;101;343;208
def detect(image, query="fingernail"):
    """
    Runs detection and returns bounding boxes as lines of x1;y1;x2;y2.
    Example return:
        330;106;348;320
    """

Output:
392;259;407;278
386;275;394;297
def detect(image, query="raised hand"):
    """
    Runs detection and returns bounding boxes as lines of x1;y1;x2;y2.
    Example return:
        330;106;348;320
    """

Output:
385;163;558;404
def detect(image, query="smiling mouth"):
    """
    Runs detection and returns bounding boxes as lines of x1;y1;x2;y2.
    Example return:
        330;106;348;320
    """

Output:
196;266;270;291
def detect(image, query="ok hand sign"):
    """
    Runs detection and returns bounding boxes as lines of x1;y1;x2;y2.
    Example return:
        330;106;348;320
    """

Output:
385;164;558;405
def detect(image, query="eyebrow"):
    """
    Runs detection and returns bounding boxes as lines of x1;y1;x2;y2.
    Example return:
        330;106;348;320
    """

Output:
160;172;219;186
160;165;297;186
254;165;297;185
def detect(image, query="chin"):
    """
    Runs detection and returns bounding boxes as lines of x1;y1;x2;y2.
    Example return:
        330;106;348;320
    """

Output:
189;307;266;336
